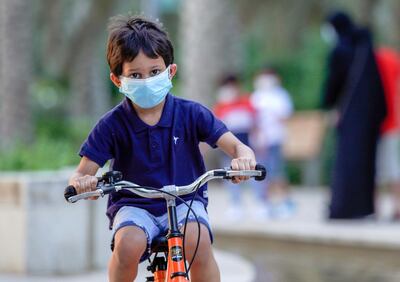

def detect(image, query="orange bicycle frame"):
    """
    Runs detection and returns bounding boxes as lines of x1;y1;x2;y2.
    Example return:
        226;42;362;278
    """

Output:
148;196;189;281
150;236;188;282
166;235;188;281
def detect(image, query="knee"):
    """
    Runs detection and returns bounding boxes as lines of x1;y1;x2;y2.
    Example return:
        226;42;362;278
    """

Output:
113;226;147;266
183;224;212;264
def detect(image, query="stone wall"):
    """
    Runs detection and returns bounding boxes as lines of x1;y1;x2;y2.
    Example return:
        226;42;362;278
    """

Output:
0;170;111;274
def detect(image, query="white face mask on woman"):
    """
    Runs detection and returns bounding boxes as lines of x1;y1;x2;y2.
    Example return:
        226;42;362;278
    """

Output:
119;66;172;109
320;23;338;46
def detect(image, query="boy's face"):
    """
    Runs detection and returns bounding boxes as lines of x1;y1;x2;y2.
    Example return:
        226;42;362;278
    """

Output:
110;50;177;88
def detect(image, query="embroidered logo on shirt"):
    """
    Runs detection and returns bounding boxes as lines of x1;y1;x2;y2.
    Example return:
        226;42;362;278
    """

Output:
173;136;179;145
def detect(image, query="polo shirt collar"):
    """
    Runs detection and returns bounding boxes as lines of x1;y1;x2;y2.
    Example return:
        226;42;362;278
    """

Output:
122;93;174;132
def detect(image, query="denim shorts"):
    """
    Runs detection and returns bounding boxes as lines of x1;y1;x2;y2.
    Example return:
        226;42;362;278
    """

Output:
111;200;212;262
259;144;286;182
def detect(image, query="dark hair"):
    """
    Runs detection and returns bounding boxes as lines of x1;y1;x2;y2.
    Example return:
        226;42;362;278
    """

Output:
259;64;279;76
219;74;239;86
327;11;354;36
106;15;174;76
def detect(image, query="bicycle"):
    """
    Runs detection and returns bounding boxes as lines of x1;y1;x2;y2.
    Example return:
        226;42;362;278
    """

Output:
64;165;266;281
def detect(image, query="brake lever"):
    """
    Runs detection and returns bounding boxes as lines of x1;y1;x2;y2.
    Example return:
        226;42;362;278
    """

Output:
67;189;103;203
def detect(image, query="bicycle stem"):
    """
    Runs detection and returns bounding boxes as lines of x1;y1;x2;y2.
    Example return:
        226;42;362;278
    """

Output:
163;185;180;233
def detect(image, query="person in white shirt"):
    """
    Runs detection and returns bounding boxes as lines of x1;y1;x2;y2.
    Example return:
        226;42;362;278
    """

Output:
250;67;295;219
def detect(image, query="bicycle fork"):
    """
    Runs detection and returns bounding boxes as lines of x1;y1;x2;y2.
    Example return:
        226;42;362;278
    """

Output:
165;196;189;282
147;192;189;282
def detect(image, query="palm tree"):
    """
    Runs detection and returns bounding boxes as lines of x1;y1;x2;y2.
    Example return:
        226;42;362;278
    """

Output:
35;0;120;121
0;0;33;149
179;0;241;106
390;0;400;49
359;0;379;27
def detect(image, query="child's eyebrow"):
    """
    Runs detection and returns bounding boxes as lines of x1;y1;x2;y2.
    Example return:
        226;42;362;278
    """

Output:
150;64;163;69
127;65;163;72
126;67;142;72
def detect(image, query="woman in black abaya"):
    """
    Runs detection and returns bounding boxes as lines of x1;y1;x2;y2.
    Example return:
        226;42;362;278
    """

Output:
321;12;386;219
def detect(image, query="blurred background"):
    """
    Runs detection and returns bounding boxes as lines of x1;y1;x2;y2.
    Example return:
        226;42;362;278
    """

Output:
0;0;398;174
1;0;400;282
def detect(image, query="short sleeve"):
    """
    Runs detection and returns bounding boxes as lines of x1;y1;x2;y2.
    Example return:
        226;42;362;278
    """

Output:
79;120;115;167
196;104;228;148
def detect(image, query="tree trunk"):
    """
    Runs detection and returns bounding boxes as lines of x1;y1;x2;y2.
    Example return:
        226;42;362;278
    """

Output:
179;0;241;106
69;40;110;120
238;0;322;54
0;0;33;149
359;0;379;27
65;0;115;120
33;0;116;121
374;0;400;50
38;0;65;76
391;0;400;50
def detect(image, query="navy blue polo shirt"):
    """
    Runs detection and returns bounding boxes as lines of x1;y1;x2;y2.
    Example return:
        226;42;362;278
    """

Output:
79;94;228;228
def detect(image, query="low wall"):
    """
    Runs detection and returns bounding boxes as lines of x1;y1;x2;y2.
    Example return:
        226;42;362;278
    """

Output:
0;169;111;275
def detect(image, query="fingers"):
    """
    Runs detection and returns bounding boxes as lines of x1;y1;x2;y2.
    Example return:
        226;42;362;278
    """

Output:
89;177;98;190
230;158;257;183
72;175;98;196
249;159;256;170
232;177;241;184
88;177;99;200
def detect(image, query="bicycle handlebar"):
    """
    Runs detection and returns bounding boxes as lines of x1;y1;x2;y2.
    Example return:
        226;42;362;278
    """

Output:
64;164;266;203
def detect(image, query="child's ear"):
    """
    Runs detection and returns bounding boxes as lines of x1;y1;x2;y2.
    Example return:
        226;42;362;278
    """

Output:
169;64;177;79
110;73;121;88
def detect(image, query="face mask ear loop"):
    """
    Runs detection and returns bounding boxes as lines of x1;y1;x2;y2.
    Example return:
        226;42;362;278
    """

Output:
116;76;122;88
166;65;172;80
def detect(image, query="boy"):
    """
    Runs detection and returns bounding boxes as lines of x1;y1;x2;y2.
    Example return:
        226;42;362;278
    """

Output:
250;67;294;219
213;74;256;219
69;15;256;282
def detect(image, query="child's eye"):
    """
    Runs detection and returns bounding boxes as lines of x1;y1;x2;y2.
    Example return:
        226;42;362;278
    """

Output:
129;73;141;79
150;69;161;77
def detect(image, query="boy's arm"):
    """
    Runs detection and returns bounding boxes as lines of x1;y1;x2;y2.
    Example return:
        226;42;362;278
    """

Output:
216;132;256;183
69;156;100;195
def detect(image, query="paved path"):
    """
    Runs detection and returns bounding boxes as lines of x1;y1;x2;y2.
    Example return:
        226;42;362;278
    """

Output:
0;249;255;282
2;184;400;281
208;184;400;250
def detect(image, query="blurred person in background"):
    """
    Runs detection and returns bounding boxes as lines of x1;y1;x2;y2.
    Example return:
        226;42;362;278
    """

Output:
320;11;387;219
250;67;295;219
213;74;256;219
375;47;400;220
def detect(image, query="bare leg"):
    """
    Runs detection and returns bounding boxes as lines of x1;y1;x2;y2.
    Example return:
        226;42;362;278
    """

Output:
108;226;147;282
267;179;289;202
182;223;220;282
391;182;400;218
274;180;290;200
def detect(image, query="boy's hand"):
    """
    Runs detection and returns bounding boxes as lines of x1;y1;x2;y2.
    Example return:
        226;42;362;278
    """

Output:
230;157;256;184
71;175;99;200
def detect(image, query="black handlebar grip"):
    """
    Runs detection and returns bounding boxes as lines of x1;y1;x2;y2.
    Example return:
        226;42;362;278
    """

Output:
255;164;266;181
64;185;77;202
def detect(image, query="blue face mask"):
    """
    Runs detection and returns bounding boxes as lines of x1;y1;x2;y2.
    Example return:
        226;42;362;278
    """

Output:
119;66;173;109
